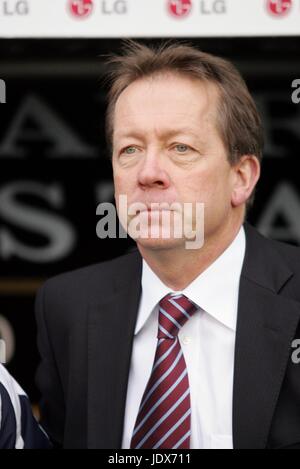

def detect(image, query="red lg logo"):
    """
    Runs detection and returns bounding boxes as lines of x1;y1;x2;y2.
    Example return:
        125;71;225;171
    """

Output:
69;0;94;18
168;0;192;18
266;0;293;16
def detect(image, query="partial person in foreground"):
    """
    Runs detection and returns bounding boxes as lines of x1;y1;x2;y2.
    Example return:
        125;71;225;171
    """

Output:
35;40;300;449
0;364;51;449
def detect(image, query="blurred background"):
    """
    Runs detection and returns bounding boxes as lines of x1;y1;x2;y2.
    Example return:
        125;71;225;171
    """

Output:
0;0;300;406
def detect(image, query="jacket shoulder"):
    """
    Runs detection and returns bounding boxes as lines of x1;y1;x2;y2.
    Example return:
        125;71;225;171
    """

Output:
264;234;300;273
245;222;300;271
244;223;300;300
36;247;141;325
42;247;140;293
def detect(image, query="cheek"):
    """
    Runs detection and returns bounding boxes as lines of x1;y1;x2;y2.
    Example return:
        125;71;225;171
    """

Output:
113;173;129;195
180;171;217;202
181;168;231;206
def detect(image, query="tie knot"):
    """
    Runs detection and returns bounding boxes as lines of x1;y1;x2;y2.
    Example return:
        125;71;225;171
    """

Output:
157;293;198;339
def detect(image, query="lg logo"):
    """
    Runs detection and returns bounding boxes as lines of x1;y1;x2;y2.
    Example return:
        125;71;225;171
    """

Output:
167;0;193;18
0;0;29;16
68;0;127;18
69;0;94;18
167;1;226;18
266;0;293;16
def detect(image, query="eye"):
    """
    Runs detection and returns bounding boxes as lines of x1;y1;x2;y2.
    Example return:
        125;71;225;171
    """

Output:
120;146;138;155
173;144;191;153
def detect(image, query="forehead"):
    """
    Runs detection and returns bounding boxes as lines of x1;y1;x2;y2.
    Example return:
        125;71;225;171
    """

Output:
113;73;219;140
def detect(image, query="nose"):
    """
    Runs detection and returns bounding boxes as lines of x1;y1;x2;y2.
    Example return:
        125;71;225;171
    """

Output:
137;149;171;190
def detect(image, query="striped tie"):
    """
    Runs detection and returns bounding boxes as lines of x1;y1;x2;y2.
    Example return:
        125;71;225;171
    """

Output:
130;292;198;449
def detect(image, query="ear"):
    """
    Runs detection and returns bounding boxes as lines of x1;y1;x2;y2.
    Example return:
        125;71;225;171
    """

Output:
231;155;261;207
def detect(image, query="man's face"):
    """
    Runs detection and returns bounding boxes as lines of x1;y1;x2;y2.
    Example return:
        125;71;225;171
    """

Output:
112;73;237;250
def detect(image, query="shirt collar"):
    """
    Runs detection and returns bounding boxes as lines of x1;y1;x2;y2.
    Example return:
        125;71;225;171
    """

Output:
135;225;246;335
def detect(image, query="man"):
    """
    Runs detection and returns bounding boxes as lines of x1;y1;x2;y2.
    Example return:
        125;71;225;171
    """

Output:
0;364;51;448
35;40;300;449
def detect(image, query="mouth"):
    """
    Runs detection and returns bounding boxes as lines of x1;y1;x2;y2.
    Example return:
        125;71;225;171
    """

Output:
136;202;177;211
140;207;172;212
126;202;180;219
137;208;174;216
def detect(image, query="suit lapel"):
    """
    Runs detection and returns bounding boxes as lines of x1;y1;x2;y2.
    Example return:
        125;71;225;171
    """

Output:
233;224;300;449
87;250;142;449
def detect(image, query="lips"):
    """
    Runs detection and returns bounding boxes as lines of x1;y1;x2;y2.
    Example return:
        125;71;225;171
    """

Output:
137;208;174;216
140;208;171;212
127;201;180;217
134;202;176;210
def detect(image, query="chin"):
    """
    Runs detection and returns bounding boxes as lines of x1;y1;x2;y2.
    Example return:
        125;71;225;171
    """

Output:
135;236;185;251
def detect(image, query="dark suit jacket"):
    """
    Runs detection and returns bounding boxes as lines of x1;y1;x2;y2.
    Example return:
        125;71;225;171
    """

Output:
35;222;300;449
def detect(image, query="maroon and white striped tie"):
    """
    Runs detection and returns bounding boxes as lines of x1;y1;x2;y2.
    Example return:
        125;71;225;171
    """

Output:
130;292;198;449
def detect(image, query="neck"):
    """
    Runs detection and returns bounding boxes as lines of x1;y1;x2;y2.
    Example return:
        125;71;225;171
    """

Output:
137;215;244;291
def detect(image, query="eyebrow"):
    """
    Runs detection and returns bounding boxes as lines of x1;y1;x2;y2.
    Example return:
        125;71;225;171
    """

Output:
114;127;201;141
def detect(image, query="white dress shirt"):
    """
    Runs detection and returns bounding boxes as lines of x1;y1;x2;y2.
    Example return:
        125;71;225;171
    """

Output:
122;226;246;449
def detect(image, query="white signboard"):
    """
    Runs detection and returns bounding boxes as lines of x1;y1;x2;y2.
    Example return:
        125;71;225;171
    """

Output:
0;0;299;38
